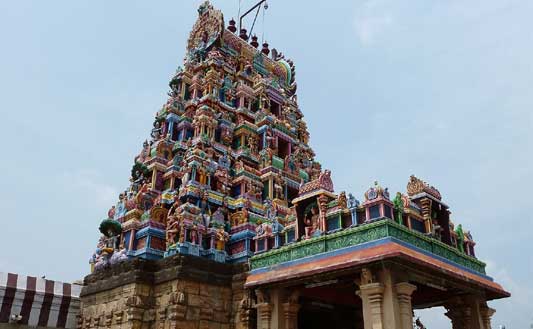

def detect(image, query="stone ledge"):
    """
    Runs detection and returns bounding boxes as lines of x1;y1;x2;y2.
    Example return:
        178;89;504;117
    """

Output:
81;254;248;297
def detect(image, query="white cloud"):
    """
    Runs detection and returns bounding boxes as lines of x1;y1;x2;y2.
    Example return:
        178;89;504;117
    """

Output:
353;0;394;46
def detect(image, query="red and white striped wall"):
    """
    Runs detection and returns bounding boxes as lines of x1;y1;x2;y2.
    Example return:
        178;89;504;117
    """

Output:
0;273;81;328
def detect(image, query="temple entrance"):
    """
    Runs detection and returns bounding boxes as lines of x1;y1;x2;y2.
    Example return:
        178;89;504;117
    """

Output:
298;297;360;329
297;279;363;329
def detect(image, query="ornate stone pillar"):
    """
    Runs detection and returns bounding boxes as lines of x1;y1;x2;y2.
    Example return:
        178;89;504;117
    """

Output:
480;305;496;329
395;283;417;329
237;291;256;329
445;299;472;329
255;289;272;329
256;304;272;329
282;303;300;329
466;296;487;329
357;283;385;329
445;307;462;329
282;291;300;329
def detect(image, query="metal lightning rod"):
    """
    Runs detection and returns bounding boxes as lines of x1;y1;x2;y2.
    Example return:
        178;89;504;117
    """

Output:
239;0;268;34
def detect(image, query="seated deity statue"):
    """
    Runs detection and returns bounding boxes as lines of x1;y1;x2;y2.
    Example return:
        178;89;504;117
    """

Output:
215;228;229;251
109;243;128;265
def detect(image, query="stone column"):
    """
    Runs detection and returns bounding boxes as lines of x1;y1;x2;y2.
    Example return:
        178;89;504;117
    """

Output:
395;283;417;329
282;303;300;329
256;289;273;329
357;283;385;329
445;307;463;329
466;296;486;329
282;291;300;329
237;291;256;329
445;298;472;329
480;305;496;329
256;303;273;329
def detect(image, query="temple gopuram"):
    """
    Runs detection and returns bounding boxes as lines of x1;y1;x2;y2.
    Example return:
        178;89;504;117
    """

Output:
79;2;510;329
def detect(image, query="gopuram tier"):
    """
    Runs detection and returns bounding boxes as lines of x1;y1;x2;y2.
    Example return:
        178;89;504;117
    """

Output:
82;3;509;329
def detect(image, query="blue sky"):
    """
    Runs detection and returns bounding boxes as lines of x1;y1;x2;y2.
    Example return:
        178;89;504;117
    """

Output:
1;0;531;327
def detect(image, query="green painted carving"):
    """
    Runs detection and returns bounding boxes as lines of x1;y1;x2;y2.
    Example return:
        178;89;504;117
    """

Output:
250;220;486;274
455;224;465;253
272;155;284;170
392;192;404;224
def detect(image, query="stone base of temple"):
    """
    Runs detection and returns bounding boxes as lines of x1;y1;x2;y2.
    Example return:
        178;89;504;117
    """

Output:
79;255;251;329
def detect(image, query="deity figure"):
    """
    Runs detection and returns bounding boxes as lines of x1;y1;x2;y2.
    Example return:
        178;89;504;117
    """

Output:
138;140;150;162
181;167;191;186
134;182;153;211
151;121;163;140
304;206;319;239
109;241;128;265
178;222;187;244
218;152;230;168
260;148;273;168
308;162;322;180
189;224;198;245
199;190;209;214
247;136;257;154
338;192;347;209
214;168;229;193
271;217;284;235
432;218;442;241
235;159;244;172
255;220;266;237
274;176;285;200
455;224;465;253
107;206;116;219
93;245;109;271
90;236;106;272
285;154;296;173
298;121;309;144
241;207;249;224
348;193;360;209
264;199;276;221
166;214;182;249
114;193;127;220
254;184;263;201
93;218;122;271
131;170;145;193
215;228;229;251
392;192;404;224
265;130;276;149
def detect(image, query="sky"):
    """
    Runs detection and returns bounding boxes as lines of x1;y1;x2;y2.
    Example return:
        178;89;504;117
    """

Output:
0;0;532;327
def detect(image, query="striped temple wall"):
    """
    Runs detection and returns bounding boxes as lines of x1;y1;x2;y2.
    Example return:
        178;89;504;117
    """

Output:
0;273;81;329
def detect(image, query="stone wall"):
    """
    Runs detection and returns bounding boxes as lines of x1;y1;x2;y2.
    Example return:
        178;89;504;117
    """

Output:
79;255;252;329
